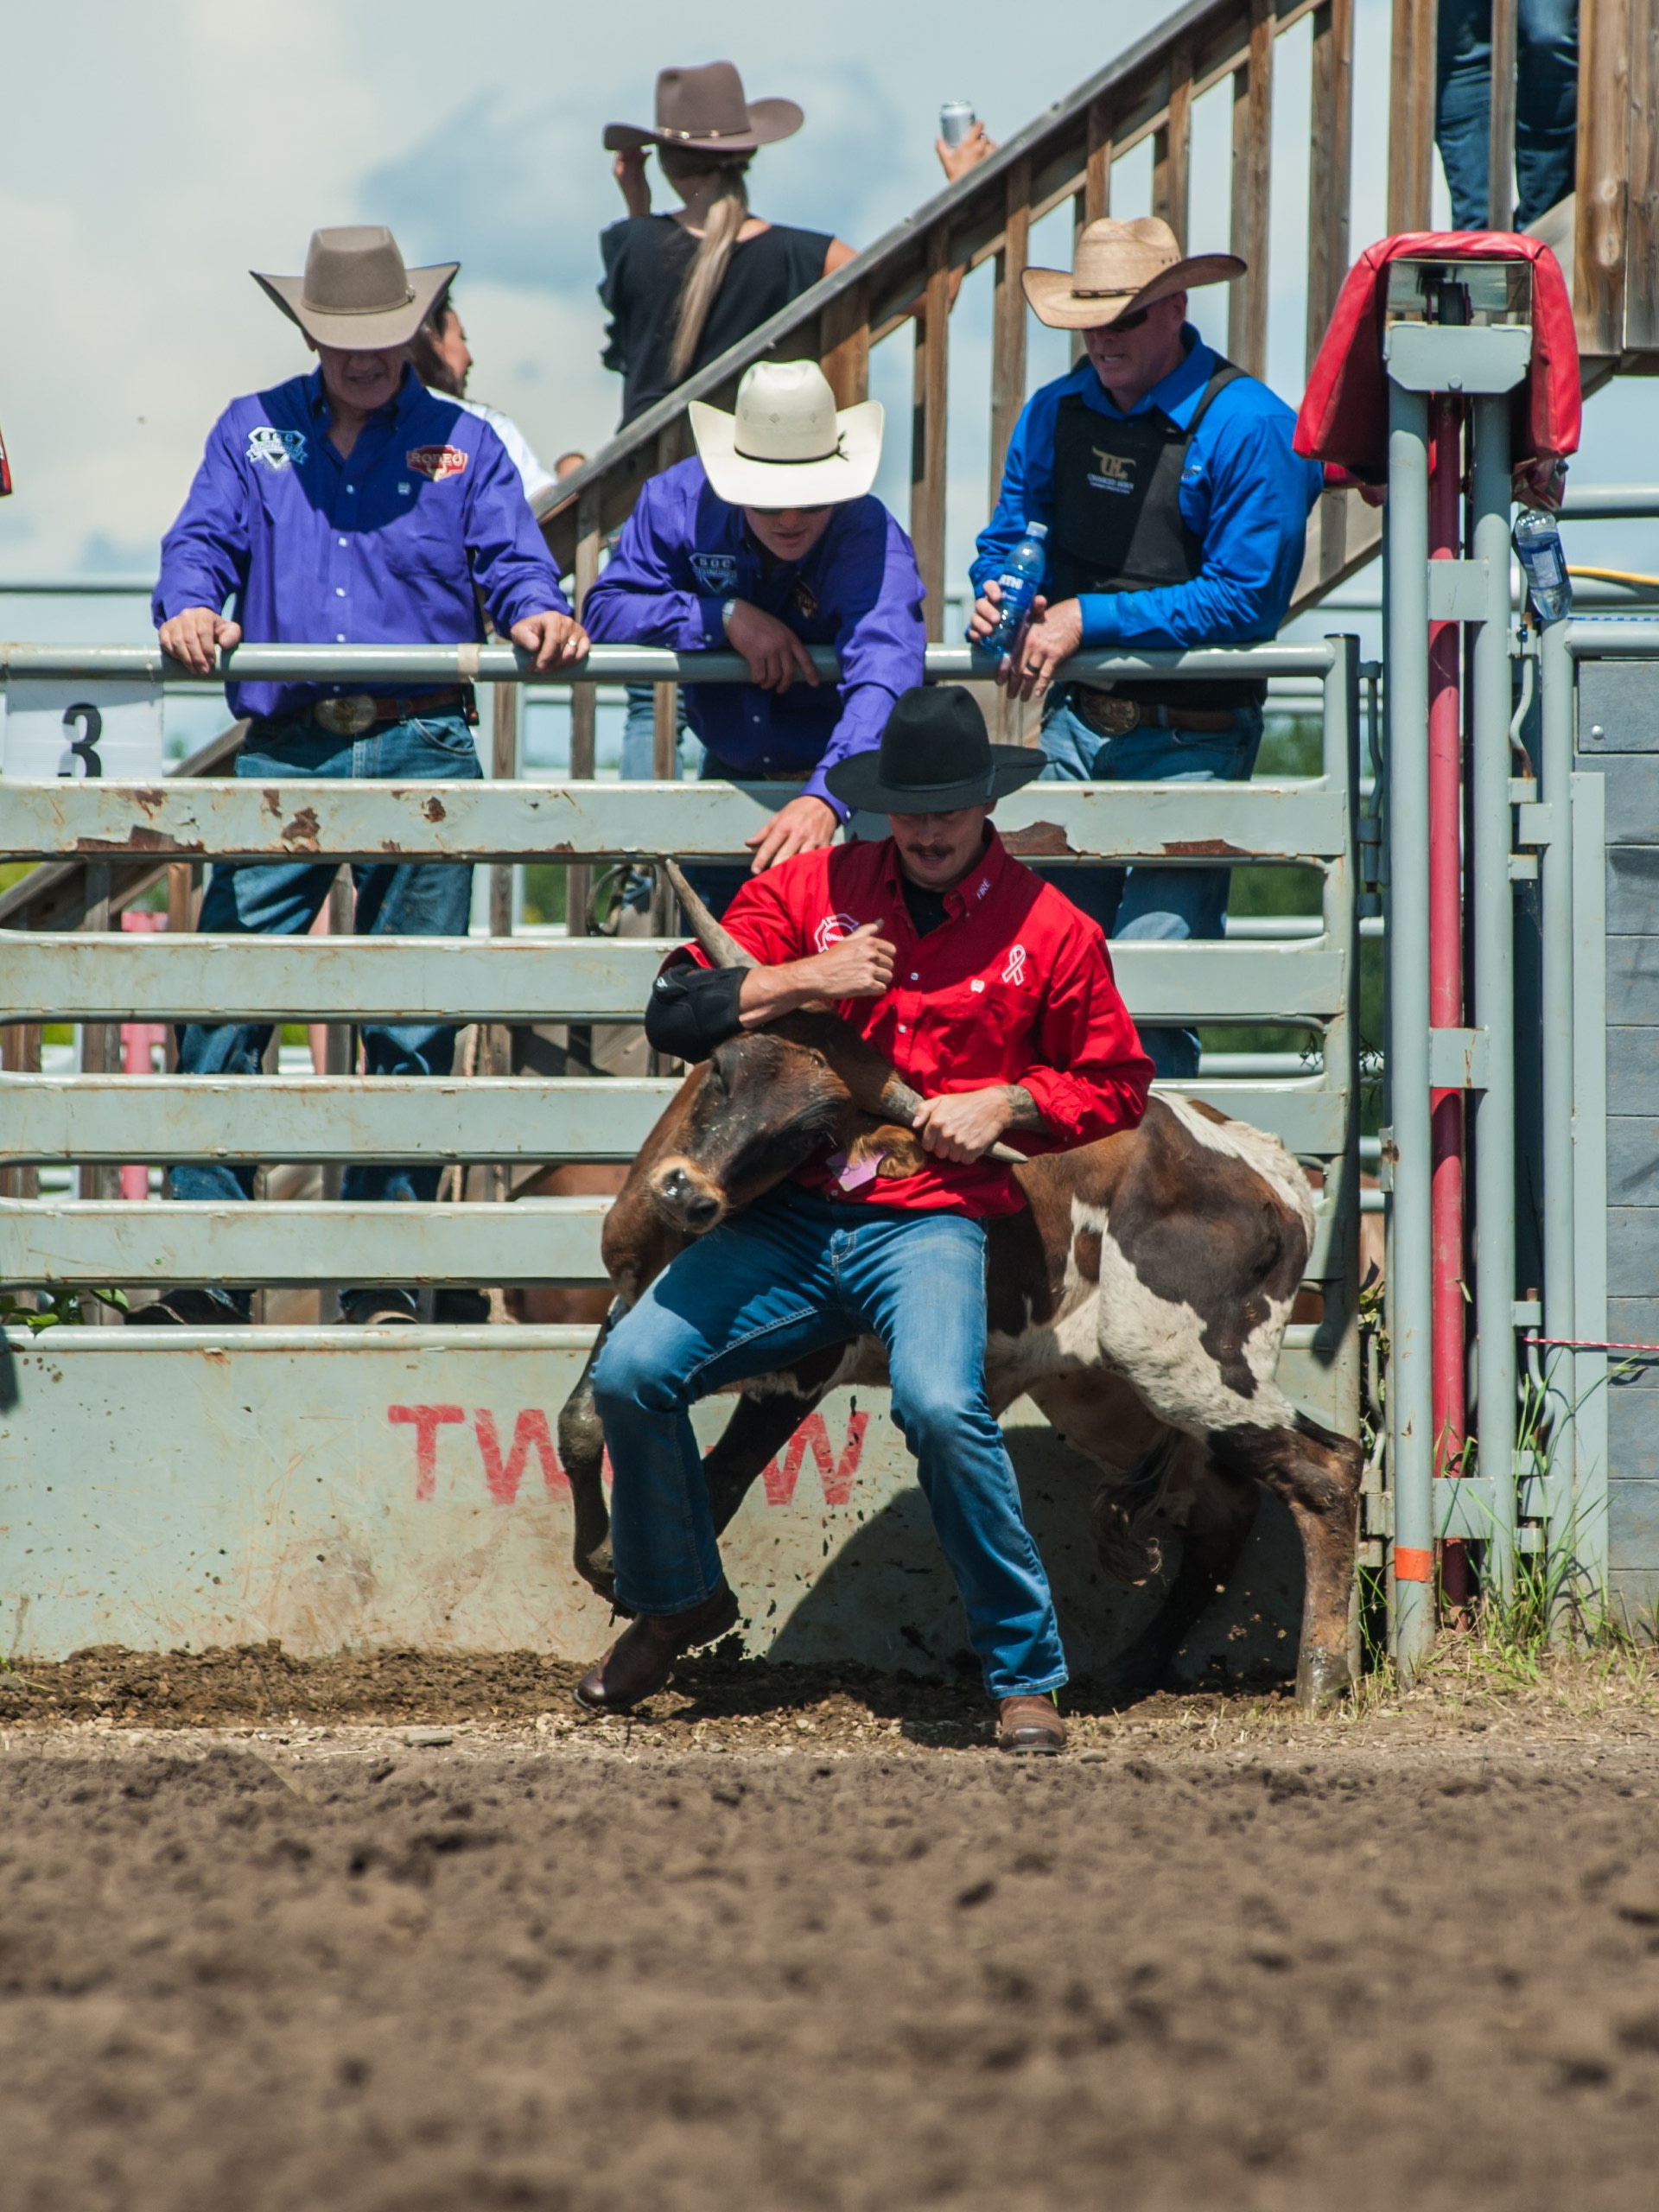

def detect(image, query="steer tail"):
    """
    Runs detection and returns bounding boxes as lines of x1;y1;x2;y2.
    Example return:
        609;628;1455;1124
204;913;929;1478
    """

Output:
1090;1429;1183;1586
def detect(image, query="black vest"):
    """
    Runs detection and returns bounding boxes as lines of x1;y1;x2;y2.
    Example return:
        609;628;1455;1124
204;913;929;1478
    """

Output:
1048;361;1266;709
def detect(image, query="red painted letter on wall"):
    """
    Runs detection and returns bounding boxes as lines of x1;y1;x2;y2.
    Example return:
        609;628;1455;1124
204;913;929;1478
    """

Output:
474;1408;569;1503
762;1409;868;1507
389;1404;466;1500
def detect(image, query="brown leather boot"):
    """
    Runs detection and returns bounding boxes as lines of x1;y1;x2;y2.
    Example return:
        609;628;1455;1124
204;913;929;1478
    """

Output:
573;1585;740;1714
997;1695;1066;1755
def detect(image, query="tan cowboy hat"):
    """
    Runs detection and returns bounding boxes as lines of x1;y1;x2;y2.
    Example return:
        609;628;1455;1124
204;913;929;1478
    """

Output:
690;362;882;507
603;61;803;155
1022;216;1245;331
252;226;459;350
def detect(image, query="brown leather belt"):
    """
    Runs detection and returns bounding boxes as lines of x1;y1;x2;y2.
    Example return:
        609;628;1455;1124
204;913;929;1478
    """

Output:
1067;687;1240;738
304;685;476;738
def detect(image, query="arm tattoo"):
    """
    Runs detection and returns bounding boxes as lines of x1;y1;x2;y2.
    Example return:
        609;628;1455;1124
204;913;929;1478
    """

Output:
1003;1084;1046;1130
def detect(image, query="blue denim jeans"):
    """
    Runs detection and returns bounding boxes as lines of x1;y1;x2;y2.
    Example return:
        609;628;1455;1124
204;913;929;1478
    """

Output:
1038;692;1264;1079
592;1185;1067;1700
620;682;695;780
1436;0;1578;229
171;708;481;1213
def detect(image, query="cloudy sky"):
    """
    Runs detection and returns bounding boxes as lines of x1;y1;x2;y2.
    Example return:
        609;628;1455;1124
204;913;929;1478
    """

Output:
3;0;1653;595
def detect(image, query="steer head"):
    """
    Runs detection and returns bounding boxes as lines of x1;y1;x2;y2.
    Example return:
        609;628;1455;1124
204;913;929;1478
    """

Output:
642;861;927;1238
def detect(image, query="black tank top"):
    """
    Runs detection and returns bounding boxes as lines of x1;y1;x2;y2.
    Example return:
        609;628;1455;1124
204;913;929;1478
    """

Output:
600;216;834;427
1047;360;1265;709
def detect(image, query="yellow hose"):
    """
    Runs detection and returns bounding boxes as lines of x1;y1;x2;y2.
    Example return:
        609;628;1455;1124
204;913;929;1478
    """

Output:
1567;565;1659;589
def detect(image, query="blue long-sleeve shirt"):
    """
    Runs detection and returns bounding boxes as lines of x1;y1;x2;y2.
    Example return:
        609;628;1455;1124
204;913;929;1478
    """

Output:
581;457;926;816
971;334;1323;649
155;366;569;722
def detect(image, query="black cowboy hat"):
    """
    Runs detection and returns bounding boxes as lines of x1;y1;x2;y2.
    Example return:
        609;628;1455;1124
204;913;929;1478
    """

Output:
824;687;1043;815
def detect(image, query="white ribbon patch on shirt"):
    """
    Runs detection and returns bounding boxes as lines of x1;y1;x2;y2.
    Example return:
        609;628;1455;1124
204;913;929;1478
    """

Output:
1001;943;1029;985
247;425;308;470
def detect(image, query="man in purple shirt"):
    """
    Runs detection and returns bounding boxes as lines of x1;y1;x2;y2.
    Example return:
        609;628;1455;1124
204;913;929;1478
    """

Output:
582;360;925;913
139;226;585;1330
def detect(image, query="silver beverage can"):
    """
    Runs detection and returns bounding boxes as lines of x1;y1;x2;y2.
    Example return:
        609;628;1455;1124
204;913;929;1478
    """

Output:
939;100;976;149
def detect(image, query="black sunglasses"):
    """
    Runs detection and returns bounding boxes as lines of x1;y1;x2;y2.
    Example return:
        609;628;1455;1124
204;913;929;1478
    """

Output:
1103;307;1151;334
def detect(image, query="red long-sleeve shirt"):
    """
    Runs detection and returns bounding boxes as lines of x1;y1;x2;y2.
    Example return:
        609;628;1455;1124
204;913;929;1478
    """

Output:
682;830;1153;1219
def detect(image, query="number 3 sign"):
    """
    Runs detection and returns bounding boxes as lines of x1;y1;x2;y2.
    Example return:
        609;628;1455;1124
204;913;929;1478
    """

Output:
2;679;165;779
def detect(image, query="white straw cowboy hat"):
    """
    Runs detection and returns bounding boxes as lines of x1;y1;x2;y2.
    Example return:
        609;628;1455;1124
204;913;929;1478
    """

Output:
604;61;803;155
1022;216;1245;331
252;226;459;350
690;361;883;507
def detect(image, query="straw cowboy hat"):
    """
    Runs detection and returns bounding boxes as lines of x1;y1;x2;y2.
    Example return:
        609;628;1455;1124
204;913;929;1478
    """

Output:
604;61;803;155
690;361;883;507
1022;216;1245;331
825;686;1042;816
252;226;459;351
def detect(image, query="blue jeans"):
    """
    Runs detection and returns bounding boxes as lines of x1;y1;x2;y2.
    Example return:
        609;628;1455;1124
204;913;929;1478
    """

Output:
620;682;694;780
592;1185;1067;1700
171;708;480;1211
1038;693;1264;1080
1437;0;1578;229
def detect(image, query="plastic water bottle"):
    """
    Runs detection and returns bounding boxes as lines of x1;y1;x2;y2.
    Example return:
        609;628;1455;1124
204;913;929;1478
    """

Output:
975;521;1048;657
1514;507;1572;624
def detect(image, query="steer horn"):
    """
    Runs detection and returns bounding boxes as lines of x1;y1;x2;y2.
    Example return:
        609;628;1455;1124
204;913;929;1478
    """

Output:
660;857;758;969
878;1072;1027;1169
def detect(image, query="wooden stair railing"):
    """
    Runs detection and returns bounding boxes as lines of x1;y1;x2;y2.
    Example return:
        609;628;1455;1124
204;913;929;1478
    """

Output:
534;0;1367;627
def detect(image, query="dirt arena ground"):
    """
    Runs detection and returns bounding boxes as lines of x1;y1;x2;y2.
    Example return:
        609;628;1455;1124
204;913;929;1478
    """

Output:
3;1642;1659;2211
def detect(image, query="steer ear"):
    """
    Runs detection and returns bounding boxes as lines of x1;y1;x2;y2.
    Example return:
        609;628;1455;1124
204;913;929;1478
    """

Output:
661;858;758;969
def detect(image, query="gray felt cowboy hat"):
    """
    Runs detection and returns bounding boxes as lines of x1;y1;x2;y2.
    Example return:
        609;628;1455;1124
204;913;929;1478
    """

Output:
603;61;804;155
1023;215;1244;331
252;226;459;351
825;687;1043;816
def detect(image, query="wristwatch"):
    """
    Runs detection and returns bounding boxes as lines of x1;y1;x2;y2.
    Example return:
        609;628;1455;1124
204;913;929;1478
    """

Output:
720;596;738;636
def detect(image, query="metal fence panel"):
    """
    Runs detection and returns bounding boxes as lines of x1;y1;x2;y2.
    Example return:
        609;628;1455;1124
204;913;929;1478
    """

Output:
0;932;1347;1026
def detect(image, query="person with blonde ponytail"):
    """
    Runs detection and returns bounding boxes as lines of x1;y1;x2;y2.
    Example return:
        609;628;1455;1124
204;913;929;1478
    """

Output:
599;63;855;431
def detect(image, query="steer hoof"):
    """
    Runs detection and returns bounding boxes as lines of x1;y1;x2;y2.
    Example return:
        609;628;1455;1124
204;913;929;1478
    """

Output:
1295;1646;1351;1714
574;1540;622;1607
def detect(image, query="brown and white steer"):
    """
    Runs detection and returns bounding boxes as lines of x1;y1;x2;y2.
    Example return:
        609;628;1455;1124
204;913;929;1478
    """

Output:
557;893;1363;1712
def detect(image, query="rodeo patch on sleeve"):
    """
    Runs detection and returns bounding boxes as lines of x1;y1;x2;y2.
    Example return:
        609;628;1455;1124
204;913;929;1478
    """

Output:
690;551;738;594
246;425;308;470
405;445;469;481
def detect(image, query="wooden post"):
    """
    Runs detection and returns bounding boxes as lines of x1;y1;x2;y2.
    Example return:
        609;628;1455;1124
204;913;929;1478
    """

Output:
1073;99;1114;366
1387;0;1438;232
486;681;517;1087
910;222;951;643
1;1024;41;1202
1488;0;1519;230
1153;42;1194;250
566;492;601;989
1626;0;1659;352
1306;0;1355;374
1575;0;1633;356
821;280;872;405
1230;0;1275;379
164;861;198;1072
990;156;1033;508
78;862;120;1204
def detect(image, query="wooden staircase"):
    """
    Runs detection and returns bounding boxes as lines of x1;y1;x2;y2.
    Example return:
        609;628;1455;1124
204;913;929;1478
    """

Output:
536;0;1659;649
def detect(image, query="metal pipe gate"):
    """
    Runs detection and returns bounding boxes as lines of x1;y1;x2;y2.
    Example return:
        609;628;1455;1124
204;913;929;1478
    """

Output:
0;640;1363;1672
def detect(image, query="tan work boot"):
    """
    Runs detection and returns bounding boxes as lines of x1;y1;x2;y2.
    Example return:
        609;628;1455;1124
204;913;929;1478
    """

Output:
573;1585;740;1714
997;1694;1066;1755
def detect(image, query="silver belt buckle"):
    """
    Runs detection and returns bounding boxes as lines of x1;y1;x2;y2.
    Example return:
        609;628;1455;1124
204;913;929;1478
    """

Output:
313;693;378;738
1078;687;1140;736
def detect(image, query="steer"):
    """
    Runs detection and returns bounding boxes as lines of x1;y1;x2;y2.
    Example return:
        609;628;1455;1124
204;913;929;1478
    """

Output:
557;879;1363;1713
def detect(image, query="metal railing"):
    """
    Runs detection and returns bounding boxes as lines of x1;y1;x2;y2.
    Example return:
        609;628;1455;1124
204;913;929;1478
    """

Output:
0;638;1363;1434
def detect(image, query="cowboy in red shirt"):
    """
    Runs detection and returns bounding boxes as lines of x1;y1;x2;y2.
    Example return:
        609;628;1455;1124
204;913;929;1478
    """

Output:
577;688;1153;1752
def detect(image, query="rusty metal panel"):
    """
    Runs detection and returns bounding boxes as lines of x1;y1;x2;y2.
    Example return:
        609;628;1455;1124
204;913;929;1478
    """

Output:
0;932;1345;1025
0;1074;678;1164
0;1073;1350;1166
0;1185;1346;1285
0;777;1351;865
0;1332;1324;1672
0;1198;612;1285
